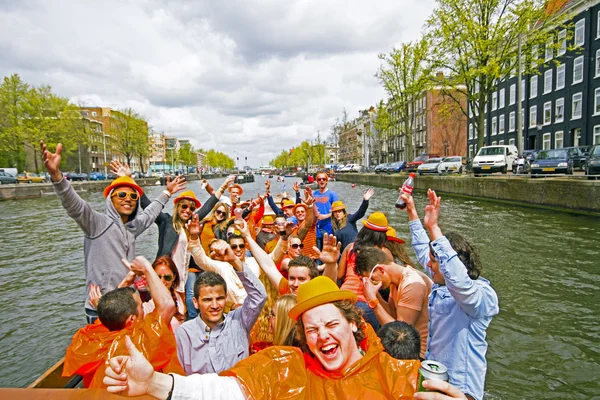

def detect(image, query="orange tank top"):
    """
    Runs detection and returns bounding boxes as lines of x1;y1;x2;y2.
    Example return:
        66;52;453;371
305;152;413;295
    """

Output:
299;221;319;259
340;243;366;302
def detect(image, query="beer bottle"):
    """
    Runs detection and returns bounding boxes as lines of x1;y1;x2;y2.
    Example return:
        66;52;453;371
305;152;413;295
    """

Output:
396;173;416;209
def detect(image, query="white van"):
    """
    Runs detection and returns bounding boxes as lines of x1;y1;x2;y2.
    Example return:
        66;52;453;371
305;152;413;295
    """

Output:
472;145;519;175
0;168;18;177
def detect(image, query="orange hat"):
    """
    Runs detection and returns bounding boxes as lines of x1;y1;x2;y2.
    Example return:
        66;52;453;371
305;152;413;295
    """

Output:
386;227;406;244
361;212;389;232
288;276;357;321
103;176;144;198
331;201;347;212
281;199;295;209
174;190;201;208
228;184;244;195
262;215;275;225
293;203;308;214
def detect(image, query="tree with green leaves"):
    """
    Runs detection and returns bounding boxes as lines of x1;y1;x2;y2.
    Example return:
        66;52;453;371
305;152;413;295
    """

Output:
376;38;433;162
109;108;148;167
0;74;30;169
178;142;196;172
426;0;569;150
371;100;393;165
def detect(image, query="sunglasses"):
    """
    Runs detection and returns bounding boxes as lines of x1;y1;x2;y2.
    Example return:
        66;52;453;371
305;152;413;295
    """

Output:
215;210;226;216
230;244;245;250
317;178;327;182
157;274;173;282
290;243;304;249
180;204;196;212
111;191;139;201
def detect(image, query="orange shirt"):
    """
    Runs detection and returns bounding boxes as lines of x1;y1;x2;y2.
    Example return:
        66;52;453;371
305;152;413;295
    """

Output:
300;221;319;259
340;243;366;302
221;322;419;399
278;277;290;295
63;311;184;388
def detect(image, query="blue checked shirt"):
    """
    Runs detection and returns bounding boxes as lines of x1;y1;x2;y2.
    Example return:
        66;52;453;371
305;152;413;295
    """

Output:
410;220;499;400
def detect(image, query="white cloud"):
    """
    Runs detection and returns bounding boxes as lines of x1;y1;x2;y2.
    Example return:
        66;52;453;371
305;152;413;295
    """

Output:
0;0;436;165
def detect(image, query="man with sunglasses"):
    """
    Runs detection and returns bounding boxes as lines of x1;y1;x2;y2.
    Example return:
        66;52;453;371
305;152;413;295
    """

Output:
312;172;339;250
354;247;432;359
41;141;186;324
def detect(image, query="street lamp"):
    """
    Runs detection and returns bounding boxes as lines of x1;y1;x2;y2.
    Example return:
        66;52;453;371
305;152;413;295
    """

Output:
103;134;109;176
234;151;240;173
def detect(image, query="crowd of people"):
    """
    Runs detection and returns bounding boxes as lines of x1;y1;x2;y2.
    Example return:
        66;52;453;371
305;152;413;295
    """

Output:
41;141;498;400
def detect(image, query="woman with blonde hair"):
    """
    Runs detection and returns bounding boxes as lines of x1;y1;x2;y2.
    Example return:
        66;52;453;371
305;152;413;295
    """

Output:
198;202;231;254
271;294;298;346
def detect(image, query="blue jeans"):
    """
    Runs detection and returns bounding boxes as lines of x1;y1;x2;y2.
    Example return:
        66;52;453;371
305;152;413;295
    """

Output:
355;301;380;332
186;271;200;320
85;308;98;325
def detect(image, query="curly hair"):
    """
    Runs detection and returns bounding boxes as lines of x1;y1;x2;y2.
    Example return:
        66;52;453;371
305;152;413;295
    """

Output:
444;231;482;280
295;300;365;354
250;272;280;345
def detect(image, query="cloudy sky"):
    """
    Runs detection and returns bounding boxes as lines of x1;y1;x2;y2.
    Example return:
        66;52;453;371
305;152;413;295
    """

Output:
0;0;435;166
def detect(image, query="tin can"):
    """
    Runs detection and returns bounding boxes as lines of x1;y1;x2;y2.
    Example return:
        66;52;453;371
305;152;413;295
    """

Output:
418;360;449;392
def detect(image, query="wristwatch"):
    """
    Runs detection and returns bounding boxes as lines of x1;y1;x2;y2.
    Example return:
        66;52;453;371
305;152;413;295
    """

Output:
367;298;379;309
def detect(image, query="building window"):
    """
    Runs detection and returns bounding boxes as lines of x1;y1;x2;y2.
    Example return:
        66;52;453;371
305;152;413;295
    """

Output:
521;79;526;101
597;11;600;39
499;88;505;108
492;117;497;135
499;114;505;134
573;56;584;84
595;88;600;115
469;124;473;140
509;111;515;132
555;98;564;122
543;102;552;125
596;49;600;77
558;29;566;55
594;126;600;144
555;131;564;149
575;19;585;47
574;128;582;146
509;138;515;146
91;111;97;117
544;69;552;94
556;64;565;89
492;141;497;146
521;109;525;129
545;37;553;61
530;76;538;98
492;91;497;111
531;45;538;68
469;144;474;158
529;106;537;128
509;84;516;105
572;92;583;119
543;133;551;150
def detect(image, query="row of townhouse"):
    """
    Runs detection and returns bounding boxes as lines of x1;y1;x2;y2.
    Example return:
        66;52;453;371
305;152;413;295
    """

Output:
468;0;600;157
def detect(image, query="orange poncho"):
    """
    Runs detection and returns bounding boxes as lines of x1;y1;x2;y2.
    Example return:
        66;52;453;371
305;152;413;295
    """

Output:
221;323;419;399
63;311;184;388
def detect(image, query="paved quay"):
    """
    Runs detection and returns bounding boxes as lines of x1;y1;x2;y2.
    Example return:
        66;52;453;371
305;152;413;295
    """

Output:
335;173;600;215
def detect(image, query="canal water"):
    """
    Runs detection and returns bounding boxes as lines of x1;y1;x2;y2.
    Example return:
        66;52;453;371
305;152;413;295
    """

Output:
0;176;598;398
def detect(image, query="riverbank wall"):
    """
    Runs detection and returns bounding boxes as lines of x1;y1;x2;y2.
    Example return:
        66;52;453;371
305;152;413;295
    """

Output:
0;173;214;201
336;173;600;215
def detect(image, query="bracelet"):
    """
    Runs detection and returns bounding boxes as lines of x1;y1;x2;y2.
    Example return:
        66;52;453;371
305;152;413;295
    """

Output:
166;373;175;400
163;190;172;198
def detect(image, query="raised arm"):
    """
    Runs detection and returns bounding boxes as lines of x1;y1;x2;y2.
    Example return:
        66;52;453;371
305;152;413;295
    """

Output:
132;176;186;236
347;189;373;223
186;214;231;274
312;233;341;282
125;257;175;323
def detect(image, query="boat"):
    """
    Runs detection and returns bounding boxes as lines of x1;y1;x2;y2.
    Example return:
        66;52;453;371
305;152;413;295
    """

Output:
27;357;82;389
299;182;318;190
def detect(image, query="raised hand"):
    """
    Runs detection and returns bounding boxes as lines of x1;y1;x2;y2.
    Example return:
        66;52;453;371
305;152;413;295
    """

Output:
304;186;313;198
265;180;271;195
423;189;441;231
185;214;201;238
166;175;187;194
110;160;131;178
103;336;154;396
234;219;251;238
284;220;295;237
40;140;63;181
223;175;236;188
313;233;341;264
363;188;375;201
210;239;238;263
304;193;315;207
88;284;102;309
293;181;300;193
361;276;382;302
122;256;152;275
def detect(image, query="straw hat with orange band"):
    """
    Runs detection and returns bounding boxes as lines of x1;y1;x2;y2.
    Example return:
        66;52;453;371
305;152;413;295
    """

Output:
288;276;357;321
174;190;201;208
361;212;389;232
103;176;144;198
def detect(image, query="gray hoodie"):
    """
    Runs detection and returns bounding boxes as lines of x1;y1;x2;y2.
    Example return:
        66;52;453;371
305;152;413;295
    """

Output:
53;178;169;310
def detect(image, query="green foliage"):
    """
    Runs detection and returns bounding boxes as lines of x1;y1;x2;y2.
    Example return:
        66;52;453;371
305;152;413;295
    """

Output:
425;0;569;149
375;38;433;162
109;108;148;166
205;149;234;170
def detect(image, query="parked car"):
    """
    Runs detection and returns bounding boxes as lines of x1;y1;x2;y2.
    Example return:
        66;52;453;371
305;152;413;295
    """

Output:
530;149;573;175
374;163;389;173
0;171;18;184
17;172;46;183
565;146;590;171
407;155;434;172
386;161;407;173
340;164;355;173
350;164;362;172
0;168;18;177
64;172;87;181
523;150;538;162
437;156;466;174
472;145;519;175
584;145;600;178
89;172;106;181
417;158;443;175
